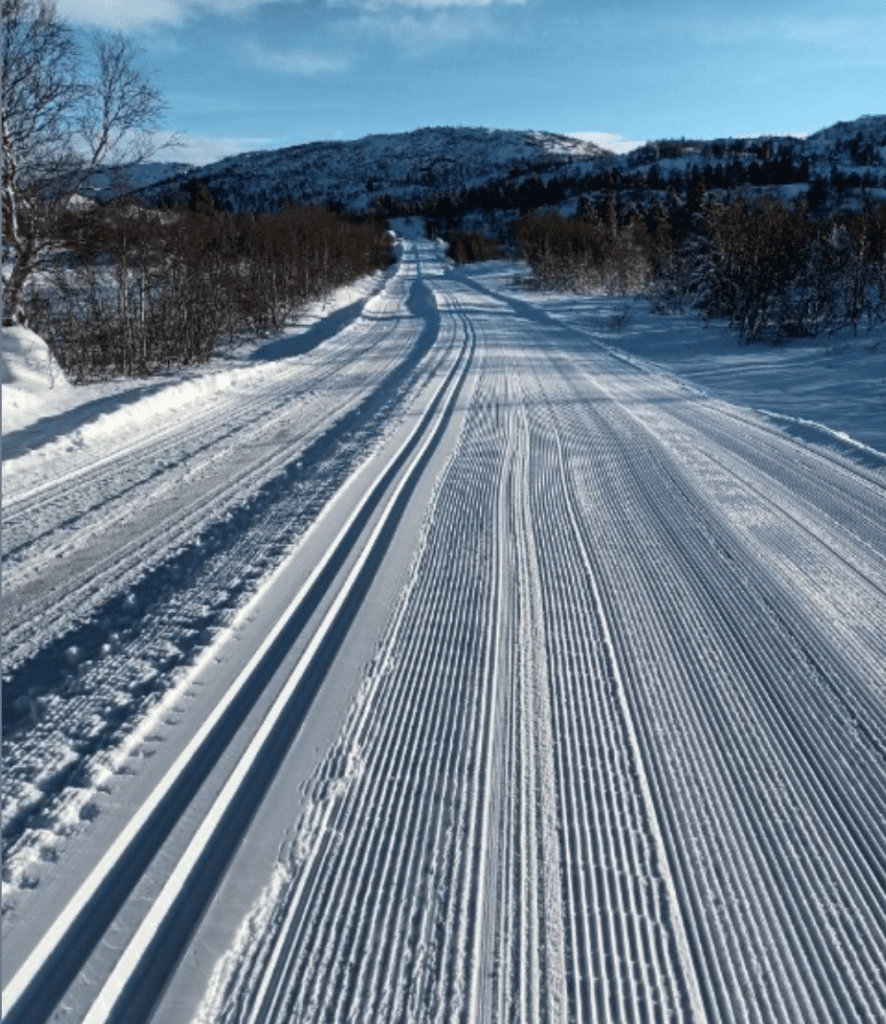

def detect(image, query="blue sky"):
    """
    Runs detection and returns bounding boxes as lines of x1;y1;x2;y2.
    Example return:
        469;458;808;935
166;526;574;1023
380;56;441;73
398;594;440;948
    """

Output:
57;0;884;166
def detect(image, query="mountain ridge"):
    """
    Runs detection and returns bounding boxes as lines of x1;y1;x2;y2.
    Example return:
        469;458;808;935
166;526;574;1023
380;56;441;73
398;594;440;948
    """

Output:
96;115;886;218
111;126;609;213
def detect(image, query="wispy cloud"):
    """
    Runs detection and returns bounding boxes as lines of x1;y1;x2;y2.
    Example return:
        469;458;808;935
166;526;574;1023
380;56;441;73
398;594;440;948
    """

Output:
328;0;527;48
240;40;350;75
683;12;886;57
57;0;187;30
57;0;289;30
57;0;523;30
332;0;528;51
356;9;496;43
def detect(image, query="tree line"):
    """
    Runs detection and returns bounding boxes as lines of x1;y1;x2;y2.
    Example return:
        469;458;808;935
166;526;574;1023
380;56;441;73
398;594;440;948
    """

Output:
511;188;886;341
444;229;505;264
367;146;884;231
3;1;394;382
24;192;393;381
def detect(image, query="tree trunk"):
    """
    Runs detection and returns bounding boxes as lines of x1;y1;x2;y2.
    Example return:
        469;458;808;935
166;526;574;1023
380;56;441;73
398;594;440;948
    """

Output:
3;241;35;325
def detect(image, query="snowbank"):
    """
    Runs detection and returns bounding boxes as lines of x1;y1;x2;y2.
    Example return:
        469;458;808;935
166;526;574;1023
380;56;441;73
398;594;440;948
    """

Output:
2;326;75;434
1;272;390;480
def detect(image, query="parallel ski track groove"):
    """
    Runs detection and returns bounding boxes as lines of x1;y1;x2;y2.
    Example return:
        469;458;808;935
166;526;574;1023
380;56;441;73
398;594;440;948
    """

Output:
224;292;507;1024
544;361;886;1021
529;410;691;1024
204;284;489;1024
2;280;442;677
0;263;471;1024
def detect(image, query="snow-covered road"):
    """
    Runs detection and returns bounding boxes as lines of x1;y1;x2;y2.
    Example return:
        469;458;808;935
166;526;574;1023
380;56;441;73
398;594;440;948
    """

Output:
3;233;886;1024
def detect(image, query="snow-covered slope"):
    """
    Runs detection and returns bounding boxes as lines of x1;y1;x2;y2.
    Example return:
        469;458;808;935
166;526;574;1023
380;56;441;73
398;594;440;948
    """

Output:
87;161;198;199
805;114;886;160
138;126;609;213
124;115;886;220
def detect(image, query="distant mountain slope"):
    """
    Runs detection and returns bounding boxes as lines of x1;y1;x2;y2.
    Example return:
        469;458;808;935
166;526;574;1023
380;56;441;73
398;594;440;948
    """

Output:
107;115;886;221
804;114;886;164
88;161;198;196
134;126;610;213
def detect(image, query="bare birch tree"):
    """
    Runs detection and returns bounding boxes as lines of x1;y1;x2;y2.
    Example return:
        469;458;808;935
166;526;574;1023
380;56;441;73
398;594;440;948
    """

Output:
2;0;177;324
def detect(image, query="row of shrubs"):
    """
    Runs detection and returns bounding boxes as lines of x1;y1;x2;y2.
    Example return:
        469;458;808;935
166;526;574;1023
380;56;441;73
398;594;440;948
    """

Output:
25;198;394;381
509;192;886;341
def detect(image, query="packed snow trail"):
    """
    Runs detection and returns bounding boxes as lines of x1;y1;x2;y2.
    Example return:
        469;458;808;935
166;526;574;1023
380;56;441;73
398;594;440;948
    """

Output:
3;233;886;1023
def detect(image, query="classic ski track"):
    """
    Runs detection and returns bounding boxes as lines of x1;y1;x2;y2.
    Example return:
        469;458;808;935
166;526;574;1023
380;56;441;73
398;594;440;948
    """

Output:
535;371;886;1021
0;248;473;1024
6;241;886;1023
232;280;490;1024
1;267;436;675
186;260;885;1024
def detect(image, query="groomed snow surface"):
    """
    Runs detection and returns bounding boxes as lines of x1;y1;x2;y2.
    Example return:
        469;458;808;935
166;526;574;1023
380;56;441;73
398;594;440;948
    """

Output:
3;222;886;1024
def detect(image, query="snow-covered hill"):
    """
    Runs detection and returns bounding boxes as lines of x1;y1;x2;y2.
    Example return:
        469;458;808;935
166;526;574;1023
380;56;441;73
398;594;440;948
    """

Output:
135;126;609;213
805;114;886;154
98;115;886;220
88;161;198;197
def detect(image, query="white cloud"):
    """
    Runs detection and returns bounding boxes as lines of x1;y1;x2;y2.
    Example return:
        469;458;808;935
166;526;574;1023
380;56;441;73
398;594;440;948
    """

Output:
342;6;504;47
568;132;647;155
330;0;526;46
56;0;188;29
56;0;284;31
240;40;349;74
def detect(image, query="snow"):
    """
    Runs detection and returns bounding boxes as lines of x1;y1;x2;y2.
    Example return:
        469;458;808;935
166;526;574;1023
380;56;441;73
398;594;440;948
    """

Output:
3;233;886;1023
2;325;76;432
2;273;388;482
463;259;886;464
